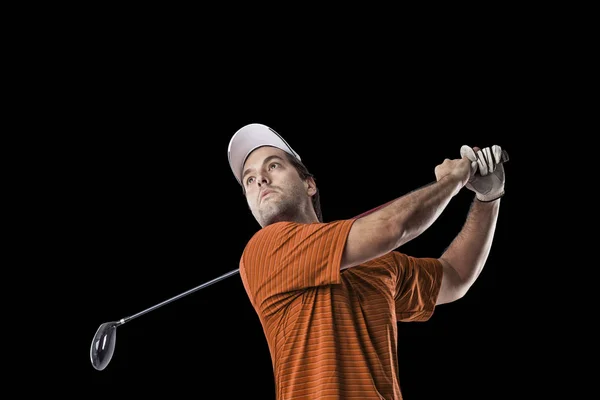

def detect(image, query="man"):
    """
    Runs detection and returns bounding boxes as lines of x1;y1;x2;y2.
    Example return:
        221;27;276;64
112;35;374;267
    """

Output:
227;123;505;399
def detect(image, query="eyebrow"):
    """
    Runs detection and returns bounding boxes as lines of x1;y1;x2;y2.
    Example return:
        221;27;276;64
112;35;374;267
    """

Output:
242;155;285;181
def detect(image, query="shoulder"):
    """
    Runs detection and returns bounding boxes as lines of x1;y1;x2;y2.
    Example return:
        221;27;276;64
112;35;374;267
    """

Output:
366;251;442;274
245;221;294;247
244;220;354;252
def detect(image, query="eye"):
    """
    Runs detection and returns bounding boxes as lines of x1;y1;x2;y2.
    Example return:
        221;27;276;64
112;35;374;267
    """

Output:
246;176;255;185
269;162;280;170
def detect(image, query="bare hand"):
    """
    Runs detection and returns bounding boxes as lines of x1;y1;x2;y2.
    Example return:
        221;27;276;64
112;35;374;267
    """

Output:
434;154;474;188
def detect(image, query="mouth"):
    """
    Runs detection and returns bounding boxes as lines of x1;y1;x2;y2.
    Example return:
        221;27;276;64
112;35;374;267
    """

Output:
261;190;274;200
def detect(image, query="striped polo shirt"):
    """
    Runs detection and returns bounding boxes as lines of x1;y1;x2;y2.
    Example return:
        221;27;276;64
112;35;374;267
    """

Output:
239;219;442;399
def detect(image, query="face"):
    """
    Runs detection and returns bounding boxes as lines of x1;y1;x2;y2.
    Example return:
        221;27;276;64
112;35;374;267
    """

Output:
242;146;316;227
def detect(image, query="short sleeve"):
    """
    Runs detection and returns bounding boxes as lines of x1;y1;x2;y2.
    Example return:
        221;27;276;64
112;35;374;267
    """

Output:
391;252;443;322
240;219;355;307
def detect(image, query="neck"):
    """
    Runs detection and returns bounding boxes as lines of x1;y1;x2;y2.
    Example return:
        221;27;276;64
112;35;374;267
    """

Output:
261;205;319;227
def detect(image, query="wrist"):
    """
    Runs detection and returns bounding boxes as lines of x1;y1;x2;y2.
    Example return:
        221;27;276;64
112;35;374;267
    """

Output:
440;174;466;197
476;190;505;202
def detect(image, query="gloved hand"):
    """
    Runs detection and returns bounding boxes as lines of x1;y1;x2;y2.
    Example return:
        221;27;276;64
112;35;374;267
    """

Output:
460;145;505;202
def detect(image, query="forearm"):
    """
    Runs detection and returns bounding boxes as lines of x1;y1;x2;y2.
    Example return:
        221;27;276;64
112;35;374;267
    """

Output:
342;158;472;271
440;196;500;287
355;175;463;251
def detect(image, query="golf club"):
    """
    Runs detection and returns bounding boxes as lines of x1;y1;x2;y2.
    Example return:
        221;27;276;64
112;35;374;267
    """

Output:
90;268;239;371
90;148;509;371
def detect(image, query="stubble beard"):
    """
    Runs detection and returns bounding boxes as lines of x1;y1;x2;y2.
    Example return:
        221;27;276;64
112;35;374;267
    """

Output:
255;183;310;227
257;196;298;226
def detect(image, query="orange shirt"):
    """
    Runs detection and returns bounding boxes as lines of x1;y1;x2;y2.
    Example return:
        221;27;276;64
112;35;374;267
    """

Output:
239;219;443;399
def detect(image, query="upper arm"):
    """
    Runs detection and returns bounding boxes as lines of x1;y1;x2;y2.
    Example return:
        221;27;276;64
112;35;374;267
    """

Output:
341;216;398;271
341;215;467;304
436;257;467;305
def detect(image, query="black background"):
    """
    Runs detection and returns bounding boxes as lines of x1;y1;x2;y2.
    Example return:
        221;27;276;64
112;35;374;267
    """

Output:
31;27;548;399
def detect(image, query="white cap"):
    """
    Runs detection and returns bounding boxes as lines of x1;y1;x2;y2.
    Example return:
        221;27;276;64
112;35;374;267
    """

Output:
228;123;301;185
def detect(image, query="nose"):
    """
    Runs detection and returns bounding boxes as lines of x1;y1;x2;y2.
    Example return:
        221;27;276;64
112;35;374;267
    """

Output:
256;173;270;186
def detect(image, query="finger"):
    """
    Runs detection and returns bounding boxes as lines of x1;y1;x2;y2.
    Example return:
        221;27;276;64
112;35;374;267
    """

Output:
492;145;502;164
460;145;477;162
460;145;479;176
483;147;495;172
476;149;488;175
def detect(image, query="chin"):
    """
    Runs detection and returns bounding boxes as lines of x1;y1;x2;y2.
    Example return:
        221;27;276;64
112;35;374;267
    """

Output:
260;212;285;227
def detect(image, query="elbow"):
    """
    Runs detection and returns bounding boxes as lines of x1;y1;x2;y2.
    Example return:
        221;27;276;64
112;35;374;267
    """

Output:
440;280;471;305
437;258;476;304
393;216;429;249
457;269;481;300
453;282;471;302
370;215;407;253
391;221;413;249
453;272;482;302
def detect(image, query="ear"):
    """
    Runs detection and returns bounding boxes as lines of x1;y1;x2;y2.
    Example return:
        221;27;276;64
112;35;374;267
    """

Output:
305;176;317;197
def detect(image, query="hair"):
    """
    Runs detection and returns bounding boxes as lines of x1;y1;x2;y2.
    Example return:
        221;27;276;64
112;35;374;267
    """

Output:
283;152;323;223
241;151;323;223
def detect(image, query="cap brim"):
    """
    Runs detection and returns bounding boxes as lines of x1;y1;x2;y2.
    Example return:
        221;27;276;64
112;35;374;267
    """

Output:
228;123;301;185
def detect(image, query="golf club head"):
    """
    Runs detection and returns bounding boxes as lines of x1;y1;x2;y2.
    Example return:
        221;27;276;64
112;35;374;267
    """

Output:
90;321;117;371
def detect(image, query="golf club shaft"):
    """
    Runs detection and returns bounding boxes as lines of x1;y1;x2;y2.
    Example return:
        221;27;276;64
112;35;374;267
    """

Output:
118;268;240;325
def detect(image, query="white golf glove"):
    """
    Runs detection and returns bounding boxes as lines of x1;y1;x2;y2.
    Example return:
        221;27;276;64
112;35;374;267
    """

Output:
460;145;505;202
